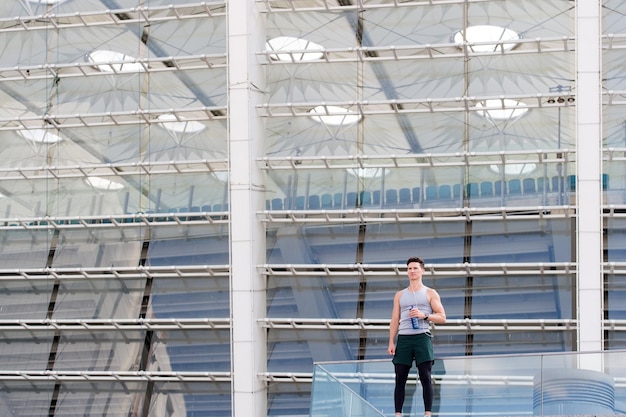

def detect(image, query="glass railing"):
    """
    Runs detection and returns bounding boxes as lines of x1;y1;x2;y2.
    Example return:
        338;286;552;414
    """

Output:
310;350;626;417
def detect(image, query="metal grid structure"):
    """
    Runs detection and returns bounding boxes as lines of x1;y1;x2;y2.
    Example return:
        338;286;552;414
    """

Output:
0;0;623;416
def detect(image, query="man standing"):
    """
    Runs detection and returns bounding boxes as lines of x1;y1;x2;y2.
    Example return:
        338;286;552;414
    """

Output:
388;256;446;417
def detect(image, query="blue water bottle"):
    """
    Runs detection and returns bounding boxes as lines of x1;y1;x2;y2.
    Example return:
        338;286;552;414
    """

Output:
410;305;419;329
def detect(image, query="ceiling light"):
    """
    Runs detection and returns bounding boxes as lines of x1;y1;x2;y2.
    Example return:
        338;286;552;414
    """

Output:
28;0;64;3
85;177;125;191
490;163;537;176
87;50;144;73
309;105;361;127
474;99;528;121
18;129;63;143
266;36;324;62
453;25;520;52
347;168;389;179
157;114;205;134
212;171;228;182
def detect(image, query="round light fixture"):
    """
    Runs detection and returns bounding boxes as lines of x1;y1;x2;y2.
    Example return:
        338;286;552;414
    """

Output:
85;177;125;191
212;171;228;182
87;50;144;73
474;99;528;121
18;129;63;143
490;163;537;176
453;25;520;52
308;105;361;127
266;36;324;62
157;114;205;134
347;167;389;179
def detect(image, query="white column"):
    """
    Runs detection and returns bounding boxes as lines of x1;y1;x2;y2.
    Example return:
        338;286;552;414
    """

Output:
576;0;603;364
228;0;267;415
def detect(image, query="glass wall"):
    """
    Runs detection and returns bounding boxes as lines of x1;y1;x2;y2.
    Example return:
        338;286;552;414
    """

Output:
0;1;621;417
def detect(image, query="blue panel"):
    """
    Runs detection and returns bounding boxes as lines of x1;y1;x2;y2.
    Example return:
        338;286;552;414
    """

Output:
359;191;372;206
425;185;438;200
494;180;504;196
523;178;536;194
439;185;452;199
271;198;283;210
568;174;576;191
333;193;343;208
537;177;549;193
480;181;493;197
452;183;461;199
508;179;522;194
308;195;321;209
321;194;333;209
295;196;306;210
385;189;398;205
372;190;381;205
412;187;421;203
346;192;358;207
399;187;411;203
467;182;479;198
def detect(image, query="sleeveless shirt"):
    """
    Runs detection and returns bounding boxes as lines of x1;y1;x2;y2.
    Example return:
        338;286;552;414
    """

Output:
398;287;432;335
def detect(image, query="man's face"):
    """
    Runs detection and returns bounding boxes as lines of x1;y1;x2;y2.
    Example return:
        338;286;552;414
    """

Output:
407;262;423;278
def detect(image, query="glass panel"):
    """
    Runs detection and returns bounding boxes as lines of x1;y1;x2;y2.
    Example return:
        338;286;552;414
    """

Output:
264;160;577;213
311;365;385;417
152;276;230;319
470;218;573;262
313;350;626;417
0;280;51;319
470;274;574;319
147;224;230;266
0;380;230;417
52;228;143;268
0;229;52;268
268;382;312;417
267;329;389;372
605;274;626;320
606;218;626;262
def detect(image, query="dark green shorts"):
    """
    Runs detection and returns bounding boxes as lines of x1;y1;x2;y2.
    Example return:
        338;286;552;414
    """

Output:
392;333;434;366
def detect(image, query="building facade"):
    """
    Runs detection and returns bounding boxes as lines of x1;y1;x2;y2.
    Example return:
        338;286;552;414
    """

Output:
0;0;623;416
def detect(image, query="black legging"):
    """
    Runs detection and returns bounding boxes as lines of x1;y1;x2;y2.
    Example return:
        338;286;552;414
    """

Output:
394;361;434;414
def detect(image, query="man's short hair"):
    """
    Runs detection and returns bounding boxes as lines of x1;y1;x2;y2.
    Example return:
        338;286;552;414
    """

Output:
406;256;425;268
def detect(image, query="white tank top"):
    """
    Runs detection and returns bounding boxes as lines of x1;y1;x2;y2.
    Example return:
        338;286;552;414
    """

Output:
398;287;432;335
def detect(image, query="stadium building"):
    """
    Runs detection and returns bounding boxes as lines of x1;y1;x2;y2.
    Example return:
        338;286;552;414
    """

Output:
0;0;623;416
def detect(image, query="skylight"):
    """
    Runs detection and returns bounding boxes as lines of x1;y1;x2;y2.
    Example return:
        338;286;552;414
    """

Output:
490;163;537;176
474;99;528;121
347;167;389;179
87;50;144;73
266;36;324;62
308;105;362;127
85;177;125;191
157;114;205;134
18;129;63;143
453;25;521;52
